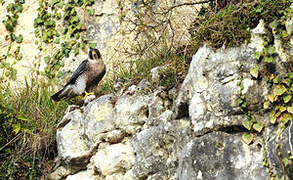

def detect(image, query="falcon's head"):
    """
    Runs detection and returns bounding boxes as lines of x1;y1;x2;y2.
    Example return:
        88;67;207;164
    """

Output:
89;48;101;60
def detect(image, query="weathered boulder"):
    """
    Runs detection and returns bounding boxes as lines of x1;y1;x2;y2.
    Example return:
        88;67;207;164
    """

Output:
91;142;135;176
56;106;91;172
174;40;268;136
81;94;116;146
114;94;150;134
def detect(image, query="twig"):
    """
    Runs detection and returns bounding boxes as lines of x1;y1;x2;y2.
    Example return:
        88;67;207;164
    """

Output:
289;120;293;153
0;133;21;152
162;0;212;14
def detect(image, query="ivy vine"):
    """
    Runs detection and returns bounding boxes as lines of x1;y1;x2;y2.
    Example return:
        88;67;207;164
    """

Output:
0;0;25;81
33;0;96;80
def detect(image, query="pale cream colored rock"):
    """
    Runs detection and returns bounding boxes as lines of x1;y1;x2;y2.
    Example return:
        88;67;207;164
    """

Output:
98;129;126;144
105;173;124;180
66;170;100;180
274;38;291;62
123;169;137;180
249;20;265;52
48;166;71;180
56;108;91;161
82;95;116;145
114;95;149;133
285;17;293;35
92;142;135;176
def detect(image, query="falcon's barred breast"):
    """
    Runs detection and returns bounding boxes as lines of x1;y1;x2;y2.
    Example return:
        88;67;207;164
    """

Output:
51;48;106;101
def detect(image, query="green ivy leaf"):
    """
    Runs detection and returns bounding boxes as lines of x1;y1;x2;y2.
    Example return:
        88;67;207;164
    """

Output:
263;56;274;63
71;16;79;23
263;101;270;109
242;133;254;145
250;66;259;78
34;17;43;25
267;47;276;55
10;33;16;41
279;113;292;125
273;76;279;84
44;56;50;63
88;9;95;16
15;4;23;13
17;53;23;61
42;32;48;42
54;37;60;44
3;20;13;32
4;62;10;68
74;47;79;56
273;84;287;96
283;78;291;86
269;20;279;29
57;2;64;8
267;94;275;103
281;30;288;39
44;20;55;27
283;158;289;167
253;121;264;133
280;106;287;112
15;34;23;43
284;95;292;104
255;6;263;13
255;51;262;60
270;110;277;124
242;120;253;130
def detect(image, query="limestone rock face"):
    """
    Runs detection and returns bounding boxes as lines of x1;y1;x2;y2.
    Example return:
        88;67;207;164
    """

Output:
177;131;266;180
0;0;198;87
174;43;268;136
50;22;293;180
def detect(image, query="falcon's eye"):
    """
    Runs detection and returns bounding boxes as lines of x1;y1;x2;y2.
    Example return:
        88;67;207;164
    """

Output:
93;52;99;59
89;48;101;59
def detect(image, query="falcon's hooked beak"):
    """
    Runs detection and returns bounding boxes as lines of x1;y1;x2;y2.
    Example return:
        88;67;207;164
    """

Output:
89;48;101;60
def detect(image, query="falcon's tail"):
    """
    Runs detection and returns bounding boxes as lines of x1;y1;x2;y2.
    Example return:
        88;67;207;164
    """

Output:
51;89;64;102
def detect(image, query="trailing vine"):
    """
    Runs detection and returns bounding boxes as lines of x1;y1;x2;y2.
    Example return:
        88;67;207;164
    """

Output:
0;0;25;80
243;1;292;178
33;0;96;80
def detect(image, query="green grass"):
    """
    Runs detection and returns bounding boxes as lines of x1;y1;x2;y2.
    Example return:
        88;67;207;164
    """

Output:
97;46;194;95
0;78;71;179
191;0;291;49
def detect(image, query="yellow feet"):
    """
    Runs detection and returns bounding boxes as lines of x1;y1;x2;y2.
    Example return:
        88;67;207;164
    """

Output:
83;91;95;99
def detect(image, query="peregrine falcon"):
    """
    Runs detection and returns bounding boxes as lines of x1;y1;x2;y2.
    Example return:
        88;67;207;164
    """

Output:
51;48;106;101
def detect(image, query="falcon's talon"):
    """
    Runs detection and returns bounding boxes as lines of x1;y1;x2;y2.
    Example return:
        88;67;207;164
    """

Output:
84;91;95;99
